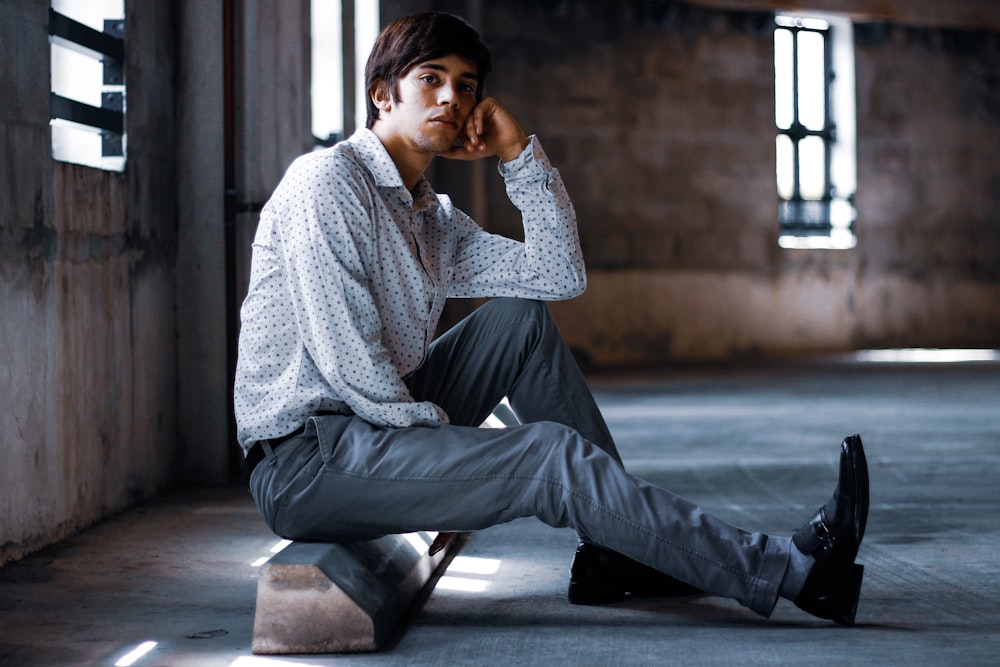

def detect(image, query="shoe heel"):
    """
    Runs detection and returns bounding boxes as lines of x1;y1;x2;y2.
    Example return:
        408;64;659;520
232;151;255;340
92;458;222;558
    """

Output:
833;564;864;626
568;580;628;605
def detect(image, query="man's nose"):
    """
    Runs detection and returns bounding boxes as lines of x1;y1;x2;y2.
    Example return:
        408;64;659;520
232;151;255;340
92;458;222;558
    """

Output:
438;83;460;106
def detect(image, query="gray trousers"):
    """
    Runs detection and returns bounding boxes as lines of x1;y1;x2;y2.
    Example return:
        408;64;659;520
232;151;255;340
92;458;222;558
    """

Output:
248;298;790;616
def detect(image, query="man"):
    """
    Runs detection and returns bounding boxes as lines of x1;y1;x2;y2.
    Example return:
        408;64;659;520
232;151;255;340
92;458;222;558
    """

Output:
235;11;869;625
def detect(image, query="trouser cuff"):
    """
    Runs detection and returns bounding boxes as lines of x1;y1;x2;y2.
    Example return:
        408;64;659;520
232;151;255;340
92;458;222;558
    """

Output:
747;535;791;617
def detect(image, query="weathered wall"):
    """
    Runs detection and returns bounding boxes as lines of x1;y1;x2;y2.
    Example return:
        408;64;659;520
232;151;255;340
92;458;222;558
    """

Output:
445;0;1000;364
691;0;1000;31
1;1;177;562
0;0;312;563
851;22;1000;348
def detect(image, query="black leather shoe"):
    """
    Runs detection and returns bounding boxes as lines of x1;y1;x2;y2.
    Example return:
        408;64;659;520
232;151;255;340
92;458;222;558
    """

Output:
793;434;870;625
568;543;701;605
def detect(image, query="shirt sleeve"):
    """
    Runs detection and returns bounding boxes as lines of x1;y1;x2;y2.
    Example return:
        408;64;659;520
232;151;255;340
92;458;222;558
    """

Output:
276;155;448;428
447;135;587;300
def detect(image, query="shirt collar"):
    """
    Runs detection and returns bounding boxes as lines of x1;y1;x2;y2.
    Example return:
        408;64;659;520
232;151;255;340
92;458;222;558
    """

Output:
348;128;439;213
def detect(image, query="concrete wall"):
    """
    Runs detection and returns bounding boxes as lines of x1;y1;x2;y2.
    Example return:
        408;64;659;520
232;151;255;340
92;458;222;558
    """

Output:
445;0;1000;364
0;0;312;563
852;22;999;348
1;1;177;562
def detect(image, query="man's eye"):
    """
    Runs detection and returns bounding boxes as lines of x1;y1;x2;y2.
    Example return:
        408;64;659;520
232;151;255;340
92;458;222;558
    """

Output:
421;74;438;84
459;83;476;94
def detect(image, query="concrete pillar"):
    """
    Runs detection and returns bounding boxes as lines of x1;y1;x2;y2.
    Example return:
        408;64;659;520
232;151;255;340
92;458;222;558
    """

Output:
175;0;230;483
175;0;313;482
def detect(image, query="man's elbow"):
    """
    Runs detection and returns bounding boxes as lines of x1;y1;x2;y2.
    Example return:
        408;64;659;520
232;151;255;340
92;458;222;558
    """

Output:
556;270;587;300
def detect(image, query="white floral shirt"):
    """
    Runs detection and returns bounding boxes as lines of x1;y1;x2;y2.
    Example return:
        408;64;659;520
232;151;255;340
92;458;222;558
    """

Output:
234;128;585;450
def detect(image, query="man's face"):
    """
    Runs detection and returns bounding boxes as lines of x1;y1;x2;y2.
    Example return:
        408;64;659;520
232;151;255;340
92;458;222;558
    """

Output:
375;54;480;155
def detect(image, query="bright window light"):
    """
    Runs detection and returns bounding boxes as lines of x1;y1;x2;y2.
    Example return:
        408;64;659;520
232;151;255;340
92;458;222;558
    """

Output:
776;15;829;30
481;396;520;428
251;538;294;566
311;0;343;142
269;539;292;554
774;12;856;247
354;1;380;132
480;413;508;428
114;641;157;667
796;31;826;131
798;135;826;199
774;29;794;130
447;556;502;576
50;0;127;171
854;349;1000;363
51;42;103;106
403;532;431;556
778;229;857;249
311;0;380;144
436;576;490;593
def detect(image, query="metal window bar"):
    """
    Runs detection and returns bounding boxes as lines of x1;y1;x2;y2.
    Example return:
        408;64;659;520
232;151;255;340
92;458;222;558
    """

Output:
776;22;834;235
49;8;125;157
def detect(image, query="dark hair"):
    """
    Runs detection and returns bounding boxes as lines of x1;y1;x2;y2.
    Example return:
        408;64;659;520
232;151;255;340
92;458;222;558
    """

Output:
364;11;492;129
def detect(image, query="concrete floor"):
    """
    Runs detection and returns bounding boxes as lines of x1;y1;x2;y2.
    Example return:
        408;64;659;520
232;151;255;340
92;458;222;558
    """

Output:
2;357;999;666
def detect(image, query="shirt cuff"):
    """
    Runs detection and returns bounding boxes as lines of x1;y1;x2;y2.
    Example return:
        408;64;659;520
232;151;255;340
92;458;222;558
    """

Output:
498;135;553;178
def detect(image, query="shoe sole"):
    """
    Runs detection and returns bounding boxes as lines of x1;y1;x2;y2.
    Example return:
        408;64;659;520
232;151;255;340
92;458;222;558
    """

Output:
567;580;629;605
834;563;865;626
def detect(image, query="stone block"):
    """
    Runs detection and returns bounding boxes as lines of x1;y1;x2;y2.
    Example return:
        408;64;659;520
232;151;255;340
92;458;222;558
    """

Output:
252;531;456;654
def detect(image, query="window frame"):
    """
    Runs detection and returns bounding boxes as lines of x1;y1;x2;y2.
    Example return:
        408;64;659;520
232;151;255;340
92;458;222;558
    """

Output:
774;14;857;250
49;4;126;170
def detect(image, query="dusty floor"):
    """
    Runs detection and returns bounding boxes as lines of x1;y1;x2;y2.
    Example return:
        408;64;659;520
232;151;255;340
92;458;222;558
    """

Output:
1;357;999;666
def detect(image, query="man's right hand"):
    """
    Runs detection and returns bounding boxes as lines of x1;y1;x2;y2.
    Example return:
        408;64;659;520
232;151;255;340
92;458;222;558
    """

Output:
442;97;530;163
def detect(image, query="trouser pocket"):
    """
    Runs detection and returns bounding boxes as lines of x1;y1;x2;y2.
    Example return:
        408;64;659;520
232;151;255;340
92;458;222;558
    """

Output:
250;434;322;538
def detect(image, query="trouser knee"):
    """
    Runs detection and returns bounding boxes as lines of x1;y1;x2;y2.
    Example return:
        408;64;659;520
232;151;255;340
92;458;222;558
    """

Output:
483;297;550;325
519;420;609;481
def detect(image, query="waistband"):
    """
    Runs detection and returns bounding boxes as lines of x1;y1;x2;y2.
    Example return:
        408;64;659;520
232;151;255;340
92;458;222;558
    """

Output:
241;427;302;486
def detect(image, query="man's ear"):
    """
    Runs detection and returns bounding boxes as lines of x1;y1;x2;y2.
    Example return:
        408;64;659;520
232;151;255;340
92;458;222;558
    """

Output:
371;79;392;113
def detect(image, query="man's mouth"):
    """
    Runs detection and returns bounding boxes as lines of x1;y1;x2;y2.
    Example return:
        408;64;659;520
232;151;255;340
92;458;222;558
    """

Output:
429;116;458;129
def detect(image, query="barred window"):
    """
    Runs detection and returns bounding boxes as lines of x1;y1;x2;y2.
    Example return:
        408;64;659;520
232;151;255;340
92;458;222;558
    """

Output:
49;0;126;171
774;14;857;249
310;0;380;148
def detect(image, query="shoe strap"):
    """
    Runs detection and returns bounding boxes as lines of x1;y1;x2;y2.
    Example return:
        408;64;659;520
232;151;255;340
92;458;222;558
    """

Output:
793;507;834;554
